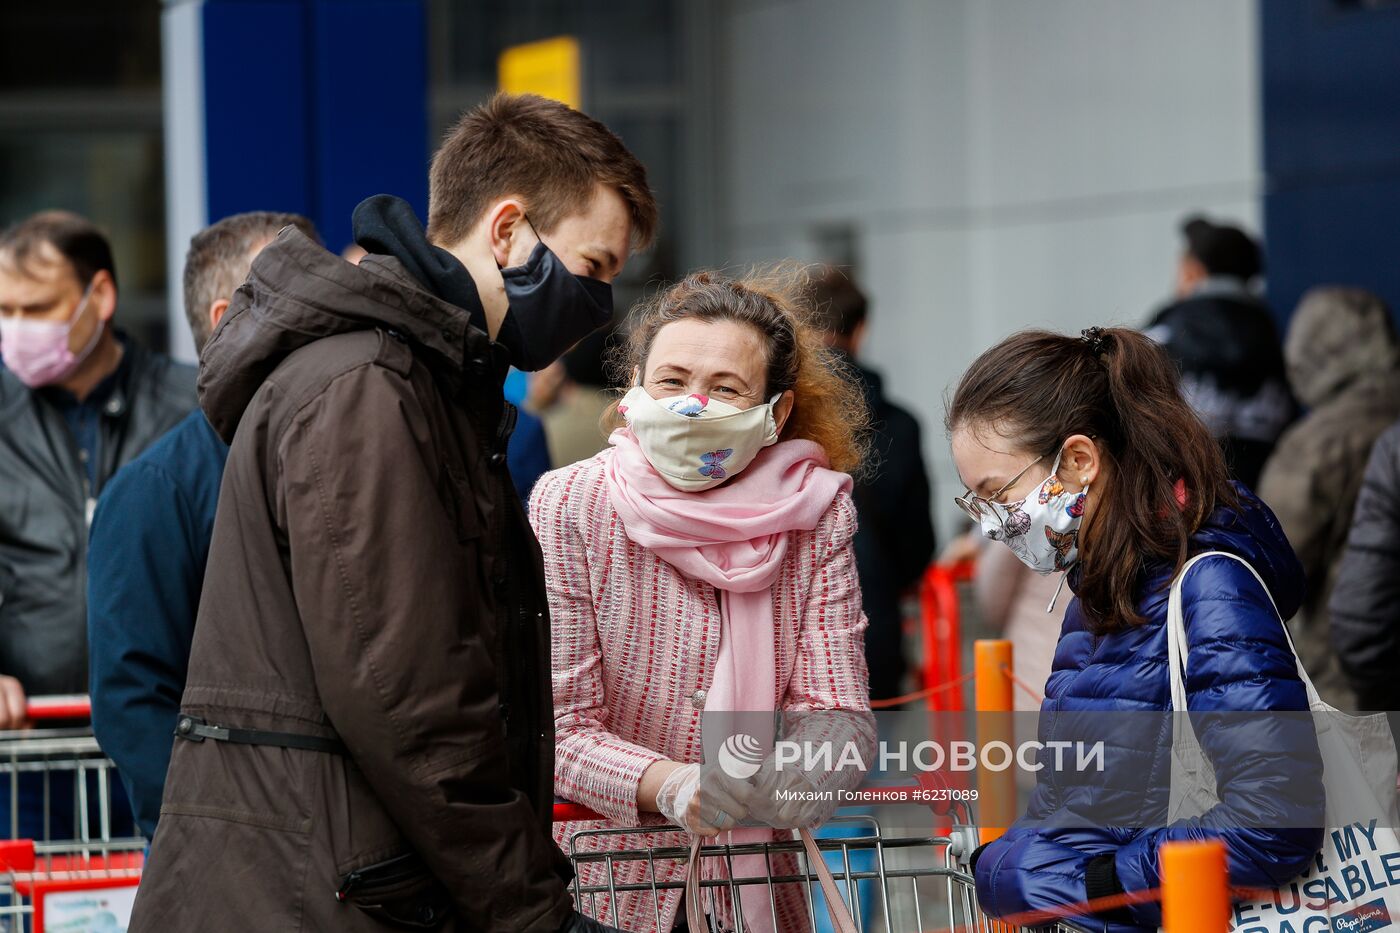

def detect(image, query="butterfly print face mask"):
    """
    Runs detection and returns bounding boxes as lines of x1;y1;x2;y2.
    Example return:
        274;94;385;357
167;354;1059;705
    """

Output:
977;449;1088;575
617;386;780;492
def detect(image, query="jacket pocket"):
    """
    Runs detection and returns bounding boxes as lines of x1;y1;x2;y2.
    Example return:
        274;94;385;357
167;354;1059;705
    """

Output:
160;722;314;833
336;851;452;930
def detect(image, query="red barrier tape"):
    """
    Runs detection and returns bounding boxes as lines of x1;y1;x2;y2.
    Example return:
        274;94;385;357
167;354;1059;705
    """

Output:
870;670;974;709
1000;663;1045;705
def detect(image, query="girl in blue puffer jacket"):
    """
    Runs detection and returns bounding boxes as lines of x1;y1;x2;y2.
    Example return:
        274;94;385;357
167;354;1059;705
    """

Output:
949;326;1323;931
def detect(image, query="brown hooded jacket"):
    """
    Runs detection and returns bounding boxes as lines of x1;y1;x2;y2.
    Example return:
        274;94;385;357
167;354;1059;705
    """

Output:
130;227;573;932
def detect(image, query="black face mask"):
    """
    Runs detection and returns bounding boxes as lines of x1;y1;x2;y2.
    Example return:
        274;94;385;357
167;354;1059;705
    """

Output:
495;240;614;372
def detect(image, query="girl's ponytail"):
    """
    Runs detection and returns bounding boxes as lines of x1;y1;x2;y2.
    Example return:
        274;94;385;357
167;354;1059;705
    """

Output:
949;326;1236;631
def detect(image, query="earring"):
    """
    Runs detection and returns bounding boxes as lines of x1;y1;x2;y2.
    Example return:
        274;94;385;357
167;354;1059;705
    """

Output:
1080;476;1088;484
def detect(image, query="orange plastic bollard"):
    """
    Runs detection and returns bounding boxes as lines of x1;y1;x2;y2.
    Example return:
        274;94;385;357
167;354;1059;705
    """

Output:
974;639;1016;844
974;639;1013;712
1161;839;1229;932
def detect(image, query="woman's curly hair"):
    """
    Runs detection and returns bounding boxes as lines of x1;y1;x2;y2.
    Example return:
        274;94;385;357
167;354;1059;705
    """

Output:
606;265;871;475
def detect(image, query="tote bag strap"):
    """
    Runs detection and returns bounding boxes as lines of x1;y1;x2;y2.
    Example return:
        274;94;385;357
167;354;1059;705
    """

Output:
1166;550;1320;713
683;830;858;933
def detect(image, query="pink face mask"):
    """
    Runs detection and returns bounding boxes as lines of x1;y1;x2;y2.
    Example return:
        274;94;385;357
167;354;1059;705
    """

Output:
0;283;102;388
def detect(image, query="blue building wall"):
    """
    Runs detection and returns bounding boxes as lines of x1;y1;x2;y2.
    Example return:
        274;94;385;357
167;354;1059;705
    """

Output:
201;0;427;252
1262;0;1400;327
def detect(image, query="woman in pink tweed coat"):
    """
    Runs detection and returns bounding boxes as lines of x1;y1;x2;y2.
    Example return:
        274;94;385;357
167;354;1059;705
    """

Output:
528;270;875;933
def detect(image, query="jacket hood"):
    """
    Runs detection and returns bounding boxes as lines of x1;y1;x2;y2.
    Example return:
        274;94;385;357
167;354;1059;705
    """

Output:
1186;482;1305;621
1285;286;1399;409
198;225;492;441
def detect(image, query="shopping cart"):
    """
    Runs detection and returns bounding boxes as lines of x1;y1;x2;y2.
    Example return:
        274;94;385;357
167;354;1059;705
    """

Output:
0;697;145;931
0;696;139;846
0;837;143;931
553;797;1084;933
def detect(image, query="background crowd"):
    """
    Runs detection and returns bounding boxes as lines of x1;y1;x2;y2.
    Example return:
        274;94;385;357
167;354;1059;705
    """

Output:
0;4;1399;930
4;196;1400;814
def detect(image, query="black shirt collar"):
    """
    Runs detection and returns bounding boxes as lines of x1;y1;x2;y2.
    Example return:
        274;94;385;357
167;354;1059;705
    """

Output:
41;331;130;416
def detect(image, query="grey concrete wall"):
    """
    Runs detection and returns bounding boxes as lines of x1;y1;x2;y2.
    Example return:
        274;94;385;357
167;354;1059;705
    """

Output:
712;0;1260;542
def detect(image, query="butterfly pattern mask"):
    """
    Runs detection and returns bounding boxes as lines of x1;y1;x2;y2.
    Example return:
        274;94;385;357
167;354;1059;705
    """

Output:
617;387;780;492
977;450;1088;574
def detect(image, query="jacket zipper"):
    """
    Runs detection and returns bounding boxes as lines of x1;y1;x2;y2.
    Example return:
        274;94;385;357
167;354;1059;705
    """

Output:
336;852;424;901
45;401;96;528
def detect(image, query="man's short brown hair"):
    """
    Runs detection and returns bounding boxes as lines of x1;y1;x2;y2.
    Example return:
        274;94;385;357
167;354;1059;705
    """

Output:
427;93;657;252
0;210;117;290
183;211;318;354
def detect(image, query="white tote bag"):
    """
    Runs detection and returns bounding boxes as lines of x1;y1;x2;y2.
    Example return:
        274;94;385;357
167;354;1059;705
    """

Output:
1167;551;1400;932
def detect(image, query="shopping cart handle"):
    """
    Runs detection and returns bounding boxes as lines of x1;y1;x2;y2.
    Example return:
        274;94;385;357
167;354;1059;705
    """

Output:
553;799;605;822
25;694;91;721
948;825;980;868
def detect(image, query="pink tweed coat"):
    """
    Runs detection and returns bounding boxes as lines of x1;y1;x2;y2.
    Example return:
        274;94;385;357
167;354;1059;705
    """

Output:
528;450;872;932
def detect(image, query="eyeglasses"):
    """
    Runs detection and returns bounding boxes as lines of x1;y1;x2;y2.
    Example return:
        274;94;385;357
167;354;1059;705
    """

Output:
954;454;1046;526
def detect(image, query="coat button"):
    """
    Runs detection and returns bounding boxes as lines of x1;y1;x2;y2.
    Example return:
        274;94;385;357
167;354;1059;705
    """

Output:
691;690;707;710
176;716;193;735
488;451;506;467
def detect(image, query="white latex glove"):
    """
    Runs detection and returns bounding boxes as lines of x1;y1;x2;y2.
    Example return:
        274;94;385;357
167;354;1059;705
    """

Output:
746;759;838;830
655;763;757;837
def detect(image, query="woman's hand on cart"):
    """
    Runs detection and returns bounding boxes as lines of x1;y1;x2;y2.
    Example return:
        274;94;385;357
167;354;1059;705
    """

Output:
746;758;835;829
655;762;756;836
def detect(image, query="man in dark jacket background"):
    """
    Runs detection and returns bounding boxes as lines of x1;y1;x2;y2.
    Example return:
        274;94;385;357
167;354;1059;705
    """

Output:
809;266;936;702
130;94;656;933
1145;215;1295;489
1258;287;1400;710
1331;419;1400;742
0;211;194;840
87;211;318;840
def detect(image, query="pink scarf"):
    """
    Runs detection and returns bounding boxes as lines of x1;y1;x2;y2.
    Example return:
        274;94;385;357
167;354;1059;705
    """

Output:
604;428;852;931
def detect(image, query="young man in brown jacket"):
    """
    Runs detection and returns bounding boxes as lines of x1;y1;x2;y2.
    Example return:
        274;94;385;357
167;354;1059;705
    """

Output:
130;94;656;933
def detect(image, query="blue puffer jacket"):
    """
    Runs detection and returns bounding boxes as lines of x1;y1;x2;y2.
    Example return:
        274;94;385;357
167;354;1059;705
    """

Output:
974;487;1324;931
